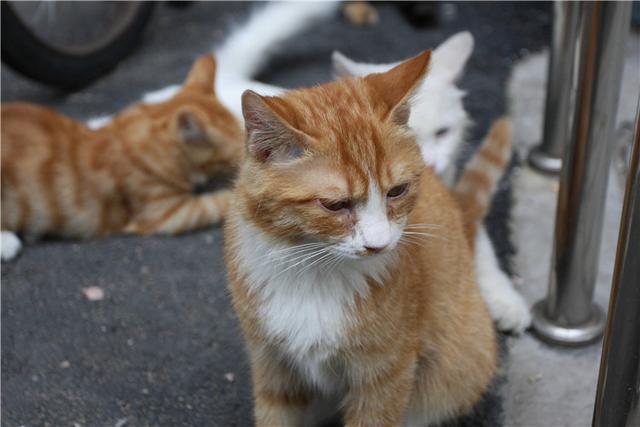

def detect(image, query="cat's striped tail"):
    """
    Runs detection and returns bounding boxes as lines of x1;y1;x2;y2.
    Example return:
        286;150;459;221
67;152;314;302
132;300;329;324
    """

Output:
454;117;513;244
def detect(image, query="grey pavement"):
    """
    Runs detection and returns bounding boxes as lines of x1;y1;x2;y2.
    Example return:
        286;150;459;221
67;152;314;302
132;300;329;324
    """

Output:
504;33;640;427
1;2;556;426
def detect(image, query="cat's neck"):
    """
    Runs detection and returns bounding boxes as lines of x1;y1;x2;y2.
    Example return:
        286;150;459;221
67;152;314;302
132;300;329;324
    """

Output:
233;215;396;298
232;214;397;357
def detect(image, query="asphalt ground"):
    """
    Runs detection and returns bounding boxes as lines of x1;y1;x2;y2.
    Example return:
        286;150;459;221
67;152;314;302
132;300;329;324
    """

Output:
1;2;551;426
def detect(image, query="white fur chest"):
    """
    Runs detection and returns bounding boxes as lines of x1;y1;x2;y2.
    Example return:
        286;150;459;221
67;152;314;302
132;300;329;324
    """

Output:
233;219;393;391
258;271;350;392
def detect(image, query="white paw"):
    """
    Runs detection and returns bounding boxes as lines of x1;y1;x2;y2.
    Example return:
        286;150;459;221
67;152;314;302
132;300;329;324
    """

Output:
1;231;23;261
483;272;531;334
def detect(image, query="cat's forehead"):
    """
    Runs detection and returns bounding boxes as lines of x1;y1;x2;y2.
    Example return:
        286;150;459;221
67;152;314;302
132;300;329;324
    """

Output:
283;81;389;163
275;79;423;193
282;80;377;130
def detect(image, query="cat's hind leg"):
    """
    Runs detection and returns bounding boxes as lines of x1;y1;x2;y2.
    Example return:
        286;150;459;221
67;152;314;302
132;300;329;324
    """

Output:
1;231;23;261
475;226;531;333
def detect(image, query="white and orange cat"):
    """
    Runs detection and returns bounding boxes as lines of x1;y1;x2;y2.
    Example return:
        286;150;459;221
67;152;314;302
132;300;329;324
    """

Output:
137;3;529;333
83;4;529;333
224;51;501;426
1;54;243;260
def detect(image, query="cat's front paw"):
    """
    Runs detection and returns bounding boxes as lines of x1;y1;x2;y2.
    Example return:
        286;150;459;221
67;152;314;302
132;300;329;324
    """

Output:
485;272;531;334
1;231;23;262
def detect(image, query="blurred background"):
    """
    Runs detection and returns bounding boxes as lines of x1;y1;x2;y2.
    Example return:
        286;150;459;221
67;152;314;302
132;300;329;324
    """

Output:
2;2;639;426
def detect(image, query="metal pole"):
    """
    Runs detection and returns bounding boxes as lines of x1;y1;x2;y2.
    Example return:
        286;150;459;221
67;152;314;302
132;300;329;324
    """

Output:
592;101;640;427
528;2;581;174
531;1;632;346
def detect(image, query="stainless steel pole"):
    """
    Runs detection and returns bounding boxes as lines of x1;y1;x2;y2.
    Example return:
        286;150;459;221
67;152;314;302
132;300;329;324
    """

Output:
592;101;640;427
528;2;581;174
531;1;632;346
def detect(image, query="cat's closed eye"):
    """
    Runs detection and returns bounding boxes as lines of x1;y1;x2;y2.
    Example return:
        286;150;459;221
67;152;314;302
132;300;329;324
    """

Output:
435;127;450;138
319;199;352;212
387;184;409;199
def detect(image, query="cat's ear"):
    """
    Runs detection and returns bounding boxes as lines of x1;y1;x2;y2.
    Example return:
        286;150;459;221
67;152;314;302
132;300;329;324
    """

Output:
173;108;212;147
184;54;217;94
431;31;474;83
364;50;431;126
241;90;309;163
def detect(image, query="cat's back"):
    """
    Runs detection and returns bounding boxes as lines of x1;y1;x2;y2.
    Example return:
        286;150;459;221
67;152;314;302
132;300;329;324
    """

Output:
1;103;124;238
1;102;91;161
2;102;81;137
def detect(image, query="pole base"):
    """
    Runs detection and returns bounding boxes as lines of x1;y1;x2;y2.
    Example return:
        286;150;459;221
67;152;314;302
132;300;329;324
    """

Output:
531;299;606;346
528;146;563;174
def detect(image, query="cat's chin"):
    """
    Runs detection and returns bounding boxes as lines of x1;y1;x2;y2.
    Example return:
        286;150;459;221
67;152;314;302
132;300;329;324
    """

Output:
330;248;383;261
330;247;398;266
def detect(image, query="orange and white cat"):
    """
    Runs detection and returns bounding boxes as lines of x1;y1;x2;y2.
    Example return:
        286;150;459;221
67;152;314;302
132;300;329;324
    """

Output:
224;51;501;426
1;54;243;260
139;4;529;334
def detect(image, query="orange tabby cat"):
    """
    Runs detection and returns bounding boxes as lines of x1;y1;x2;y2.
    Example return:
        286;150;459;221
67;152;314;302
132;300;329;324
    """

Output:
224;51;499;426
1;54;243;250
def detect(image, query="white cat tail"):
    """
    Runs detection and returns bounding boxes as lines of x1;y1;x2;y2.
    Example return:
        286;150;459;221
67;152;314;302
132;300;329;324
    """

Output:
144;3;339;115
216;1;340;79
1;231;22;261
454;117;512;242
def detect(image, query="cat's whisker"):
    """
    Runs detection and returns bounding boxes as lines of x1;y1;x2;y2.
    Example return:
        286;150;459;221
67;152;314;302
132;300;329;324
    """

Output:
270;247;328;270
399;235;424;244
260;244;326;267
324;256;341;274
399;235;436;250
402;231;448;241
398;239;411;248
296;251;336;278
267;242;325;257
398;240;428;251
273;248;329;279
400;236;442;248
257;242;325;263
403;227;444;233
326;254;345;276
316;251;337;270
260;242;323;259
404;223;442;229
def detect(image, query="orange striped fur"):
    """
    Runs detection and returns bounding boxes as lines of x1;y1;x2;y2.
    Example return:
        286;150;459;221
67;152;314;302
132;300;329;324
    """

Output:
224;51;496;426
1;54;243;240
454;117;513;243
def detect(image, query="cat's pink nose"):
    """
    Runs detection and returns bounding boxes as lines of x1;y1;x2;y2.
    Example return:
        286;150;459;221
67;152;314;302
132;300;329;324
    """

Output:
364;245;386;255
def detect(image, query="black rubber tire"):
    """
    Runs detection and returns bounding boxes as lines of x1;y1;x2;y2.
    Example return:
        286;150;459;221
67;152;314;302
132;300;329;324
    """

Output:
1;2;154;91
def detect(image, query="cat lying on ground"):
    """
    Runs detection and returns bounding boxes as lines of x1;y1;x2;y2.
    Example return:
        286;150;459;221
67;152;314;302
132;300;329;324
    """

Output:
1;2;340;260
225;51;501;426
1;54;243;260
